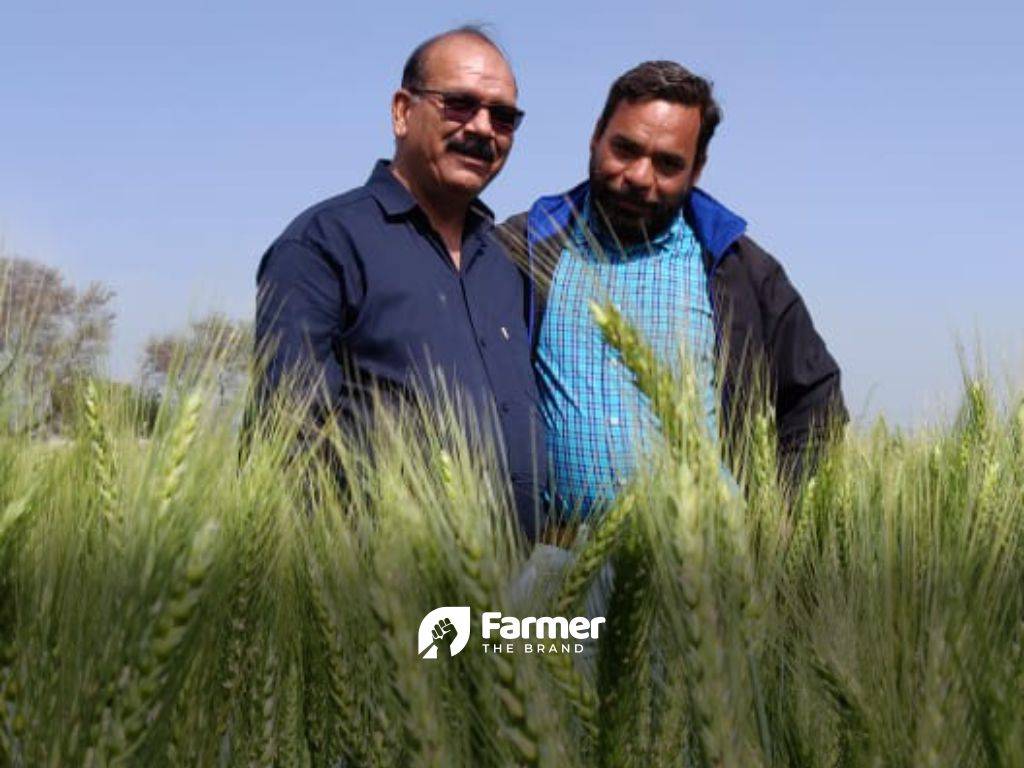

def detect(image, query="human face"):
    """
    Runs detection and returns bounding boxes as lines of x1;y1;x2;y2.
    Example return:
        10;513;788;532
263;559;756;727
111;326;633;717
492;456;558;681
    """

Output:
392;36;518;202
589;99;704;243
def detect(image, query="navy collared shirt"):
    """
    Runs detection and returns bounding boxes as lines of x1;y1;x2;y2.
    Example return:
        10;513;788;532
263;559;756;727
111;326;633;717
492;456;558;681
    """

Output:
256;160;545;537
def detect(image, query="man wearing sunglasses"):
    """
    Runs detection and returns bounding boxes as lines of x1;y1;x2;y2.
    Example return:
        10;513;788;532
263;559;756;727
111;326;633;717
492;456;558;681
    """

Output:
256;26;545;538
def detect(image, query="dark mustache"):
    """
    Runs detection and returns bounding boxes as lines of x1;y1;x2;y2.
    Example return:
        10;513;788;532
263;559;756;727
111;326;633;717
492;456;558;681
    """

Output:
446;135;496;163
606;190;656;213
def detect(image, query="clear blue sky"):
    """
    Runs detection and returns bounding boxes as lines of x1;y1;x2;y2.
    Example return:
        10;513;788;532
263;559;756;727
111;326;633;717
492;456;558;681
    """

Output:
2;0;1022;426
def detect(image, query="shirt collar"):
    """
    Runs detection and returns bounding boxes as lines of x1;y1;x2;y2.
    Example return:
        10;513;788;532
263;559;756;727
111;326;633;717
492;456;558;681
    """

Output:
366;159;496;224
366;159;418;216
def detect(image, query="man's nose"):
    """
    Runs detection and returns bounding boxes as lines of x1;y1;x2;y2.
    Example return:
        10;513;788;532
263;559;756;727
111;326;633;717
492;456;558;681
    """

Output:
463;105;496;137
623;157;654;190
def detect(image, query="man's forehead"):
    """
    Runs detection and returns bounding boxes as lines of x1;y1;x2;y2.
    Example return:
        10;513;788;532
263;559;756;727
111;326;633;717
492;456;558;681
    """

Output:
605;100;700;145
420;36;516;92
609;99;699;130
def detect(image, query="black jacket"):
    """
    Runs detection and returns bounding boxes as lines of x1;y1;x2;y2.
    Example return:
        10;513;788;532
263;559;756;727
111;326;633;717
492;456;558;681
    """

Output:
498;182;847;487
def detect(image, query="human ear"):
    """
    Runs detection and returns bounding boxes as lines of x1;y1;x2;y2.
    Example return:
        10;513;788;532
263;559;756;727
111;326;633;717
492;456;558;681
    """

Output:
392;90;412;139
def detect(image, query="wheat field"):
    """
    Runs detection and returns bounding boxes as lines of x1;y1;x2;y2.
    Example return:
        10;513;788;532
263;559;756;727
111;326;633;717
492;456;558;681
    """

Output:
0;305;1022;767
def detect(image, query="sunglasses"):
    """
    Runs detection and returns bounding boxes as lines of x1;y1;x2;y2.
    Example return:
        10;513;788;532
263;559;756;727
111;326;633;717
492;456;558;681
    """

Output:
408;87;525;135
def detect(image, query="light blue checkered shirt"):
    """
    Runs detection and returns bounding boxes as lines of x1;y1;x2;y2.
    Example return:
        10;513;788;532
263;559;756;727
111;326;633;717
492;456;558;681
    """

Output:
536;195;717;517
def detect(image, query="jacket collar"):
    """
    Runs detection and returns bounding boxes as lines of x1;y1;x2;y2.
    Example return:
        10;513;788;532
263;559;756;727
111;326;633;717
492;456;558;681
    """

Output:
528;180;746;266
366;159;495;222
684;187;747;264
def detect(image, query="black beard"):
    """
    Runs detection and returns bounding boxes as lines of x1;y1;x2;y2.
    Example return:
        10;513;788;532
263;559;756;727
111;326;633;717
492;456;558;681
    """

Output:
590;183;679;245
446;134;496;163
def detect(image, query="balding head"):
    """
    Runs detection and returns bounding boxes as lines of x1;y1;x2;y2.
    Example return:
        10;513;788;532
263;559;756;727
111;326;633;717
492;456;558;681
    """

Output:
402;25;516;95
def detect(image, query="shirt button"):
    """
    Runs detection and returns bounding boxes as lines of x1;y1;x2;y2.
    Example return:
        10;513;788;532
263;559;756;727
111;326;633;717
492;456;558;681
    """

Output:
500;402;511;415
609;416;620;426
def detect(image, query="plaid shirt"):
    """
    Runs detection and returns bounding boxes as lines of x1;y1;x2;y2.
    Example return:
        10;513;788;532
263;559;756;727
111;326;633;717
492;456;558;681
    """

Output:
536;195;717;517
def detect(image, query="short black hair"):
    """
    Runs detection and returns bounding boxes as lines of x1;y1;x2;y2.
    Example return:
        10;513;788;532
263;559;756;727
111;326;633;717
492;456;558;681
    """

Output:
595;61;722;169
401;25;510;91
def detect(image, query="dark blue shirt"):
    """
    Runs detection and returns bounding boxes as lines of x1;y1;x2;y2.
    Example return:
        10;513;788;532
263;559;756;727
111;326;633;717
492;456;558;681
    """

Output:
256;160;545;537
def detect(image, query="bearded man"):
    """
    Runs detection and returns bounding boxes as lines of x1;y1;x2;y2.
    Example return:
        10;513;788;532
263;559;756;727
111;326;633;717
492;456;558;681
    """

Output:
501;60;847;539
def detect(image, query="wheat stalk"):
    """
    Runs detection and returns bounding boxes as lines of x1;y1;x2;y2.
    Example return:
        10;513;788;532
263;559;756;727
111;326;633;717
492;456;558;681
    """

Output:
277;655;307;768
555;493;635;618
308;562;374;767
589;301;683;450
104;520;219;765
156;390;203;520
250;634;280;768
215;501;276;750
912;627;957;768
82;379;121;532
436;448;554;766
668;466;747;767
596;526;654;768
539;495;641;754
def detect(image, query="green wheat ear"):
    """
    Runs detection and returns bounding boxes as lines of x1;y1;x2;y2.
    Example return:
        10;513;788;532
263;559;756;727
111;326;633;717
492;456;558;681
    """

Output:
597;525;655;768
0;493;31;547
556;492;635;618
307;562;373;767
250;634;280;768
544;498;639;751
437;448;456;494
588;300;673;422
588;300;711;468
156;390;203;519
83;379;120;530
105;520;220;764
0;491;32;765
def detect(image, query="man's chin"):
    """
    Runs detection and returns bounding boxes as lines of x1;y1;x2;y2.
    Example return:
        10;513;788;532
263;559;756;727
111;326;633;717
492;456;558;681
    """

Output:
440;165;496;196
596;211;647;241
